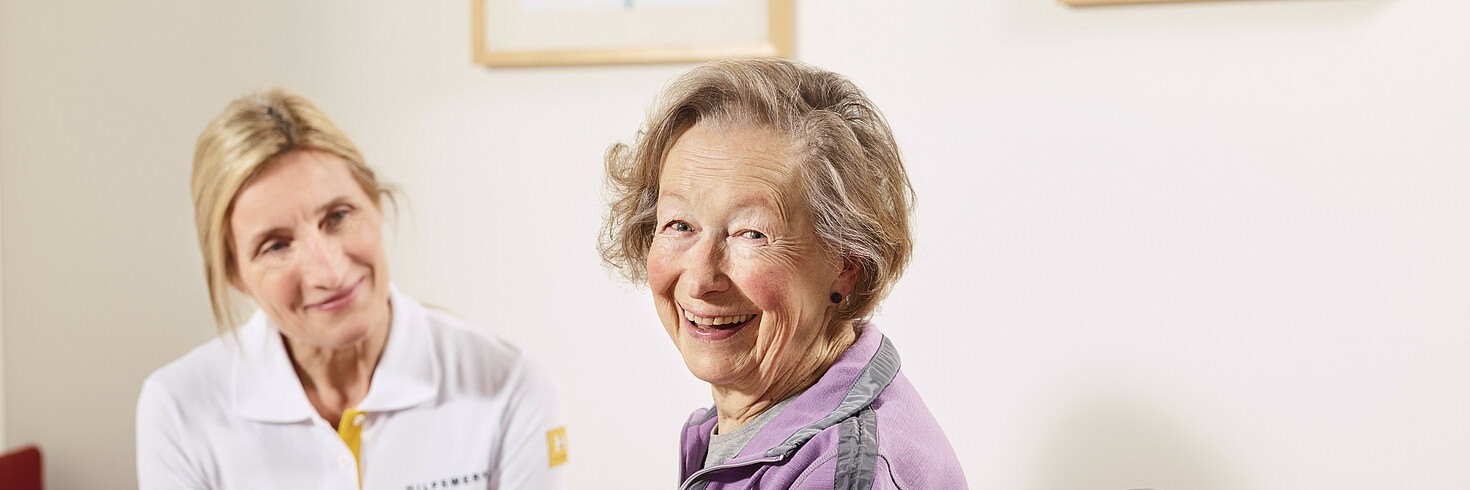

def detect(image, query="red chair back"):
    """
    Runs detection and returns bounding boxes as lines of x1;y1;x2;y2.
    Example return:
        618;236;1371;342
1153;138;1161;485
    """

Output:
0;445;42;490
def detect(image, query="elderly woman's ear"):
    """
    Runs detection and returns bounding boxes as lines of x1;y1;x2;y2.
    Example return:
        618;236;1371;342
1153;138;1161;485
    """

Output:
834;254;862;302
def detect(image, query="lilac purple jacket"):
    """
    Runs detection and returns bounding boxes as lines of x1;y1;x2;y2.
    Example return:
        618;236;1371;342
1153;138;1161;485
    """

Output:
678;324;968;489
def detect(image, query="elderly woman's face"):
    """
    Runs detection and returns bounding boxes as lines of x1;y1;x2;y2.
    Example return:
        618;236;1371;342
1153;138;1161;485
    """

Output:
648;122;855;389
229;149;391;349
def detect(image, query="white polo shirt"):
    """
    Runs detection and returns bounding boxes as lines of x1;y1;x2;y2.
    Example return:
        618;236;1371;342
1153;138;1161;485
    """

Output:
137;287;567;489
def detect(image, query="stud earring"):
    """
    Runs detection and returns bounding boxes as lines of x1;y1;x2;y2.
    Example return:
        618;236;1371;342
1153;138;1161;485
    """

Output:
830;292;842;304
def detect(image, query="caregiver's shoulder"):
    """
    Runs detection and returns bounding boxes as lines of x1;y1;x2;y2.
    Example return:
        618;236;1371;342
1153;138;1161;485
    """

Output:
421;306;558;393
138;325;247;412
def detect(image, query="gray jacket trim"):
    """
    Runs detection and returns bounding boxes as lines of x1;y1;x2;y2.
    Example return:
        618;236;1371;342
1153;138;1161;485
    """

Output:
834;407;880;490
690;406;719;426
765;336;900;457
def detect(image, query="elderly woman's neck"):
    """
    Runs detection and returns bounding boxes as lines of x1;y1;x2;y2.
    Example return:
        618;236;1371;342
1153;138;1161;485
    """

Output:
711;321;860;435
282;316;391;427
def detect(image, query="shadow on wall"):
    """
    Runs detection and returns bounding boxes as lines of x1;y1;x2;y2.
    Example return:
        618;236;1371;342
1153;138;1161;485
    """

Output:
1027;395;1238;490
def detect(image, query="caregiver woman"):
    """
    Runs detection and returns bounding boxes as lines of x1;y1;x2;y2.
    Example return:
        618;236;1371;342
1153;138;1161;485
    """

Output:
137;90;567;489
600;59;967;489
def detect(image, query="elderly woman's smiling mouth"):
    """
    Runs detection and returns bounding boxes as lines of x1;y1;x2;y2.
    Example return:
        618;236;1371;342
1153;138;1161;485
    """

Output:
678;304;758;340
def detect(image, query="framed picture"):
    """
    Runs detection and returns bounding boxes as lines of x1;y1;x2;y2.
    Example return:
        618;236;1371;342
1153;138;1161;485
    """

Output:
472;0;794;67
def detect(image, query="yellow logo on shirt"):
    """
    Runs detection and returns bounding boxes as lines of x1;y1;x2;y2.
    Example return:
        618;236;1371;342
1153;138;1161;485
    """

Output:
546;427;568;467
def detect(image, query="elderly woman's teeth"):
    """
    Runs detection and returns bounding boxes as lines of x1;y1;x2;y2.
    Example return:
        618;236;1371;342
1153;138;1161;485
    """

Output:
683;310;755;328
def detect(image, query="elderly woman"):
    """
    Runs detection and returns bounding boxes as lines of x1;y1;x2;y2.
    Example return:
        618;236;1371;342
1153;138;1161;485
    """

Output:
137;90;567;489
600;59;967;488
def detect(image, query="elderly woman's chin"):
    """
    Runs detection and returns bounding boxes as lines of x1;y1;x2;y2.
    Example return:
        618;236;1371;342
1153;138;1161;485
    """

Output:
675;342;754;386
658;313;759;384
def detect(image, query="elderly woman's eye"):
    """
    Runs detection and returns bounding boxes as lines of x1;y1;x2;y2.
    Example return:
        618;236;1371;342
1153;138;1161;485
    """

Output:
669;221;693;233
740;230;767;240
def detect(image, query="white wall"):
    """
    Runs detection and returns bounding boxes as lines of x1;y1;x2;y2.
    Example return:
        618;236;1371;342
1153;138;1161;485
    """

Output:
0;129;5;448
2;0;1466;489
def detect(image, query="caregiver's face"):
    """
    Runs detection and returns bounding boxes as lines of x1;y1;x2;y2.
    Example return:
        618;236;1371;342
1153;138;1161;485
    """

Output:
230;149;390;349
648;122;844;388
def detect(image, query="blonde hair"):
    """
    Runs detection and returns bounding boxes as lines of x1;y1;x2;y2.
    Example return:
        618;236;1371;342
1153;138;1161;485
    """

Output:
191;89;395;332
598;59;915;322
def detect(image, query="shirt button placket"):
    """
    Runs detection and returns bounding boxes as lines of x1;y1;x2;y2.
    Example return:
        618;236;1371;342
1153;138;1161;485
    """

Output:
338;453;354;470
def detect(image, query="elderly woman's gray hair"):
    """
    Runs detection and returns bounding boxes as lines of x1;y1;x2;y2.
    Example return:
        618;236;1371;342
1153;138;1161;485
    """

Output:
599;58;915;322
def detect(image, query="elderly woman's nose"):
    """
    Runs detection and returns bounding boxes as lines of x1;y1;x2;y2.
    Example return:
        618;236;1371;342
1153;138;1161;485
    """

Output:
301;235;350;288
686;237;732;298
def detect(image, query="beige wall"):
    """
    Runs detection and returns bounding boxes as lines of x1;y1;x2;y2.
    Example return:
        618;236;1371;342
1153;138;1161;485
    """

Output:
3;0;1468;488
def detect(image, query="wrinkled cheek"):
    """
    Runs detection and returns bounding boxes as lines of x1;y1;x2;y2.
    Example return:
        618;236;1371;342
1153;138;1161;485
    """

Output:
741;269;790;330
645;255;681;339
738;266;791;313
646;253;677;296
740;265;817;367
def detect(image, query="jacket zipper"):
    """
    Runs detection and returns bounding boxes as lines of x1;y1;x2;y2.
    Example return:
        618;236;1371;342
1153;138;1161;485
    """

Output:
677;454;786;490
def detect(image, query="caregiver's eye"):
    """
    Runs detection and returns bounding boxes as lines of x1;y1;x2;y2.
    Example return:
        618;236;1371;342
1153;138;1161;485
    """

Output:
259;239;290;257
324;207;351;230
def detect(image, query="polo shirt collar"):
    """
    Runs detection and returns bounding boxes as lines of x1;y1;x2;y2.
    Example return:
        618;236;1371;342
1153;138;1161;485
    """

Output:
356;285;441;412
230;312;316;423
232;284;442;423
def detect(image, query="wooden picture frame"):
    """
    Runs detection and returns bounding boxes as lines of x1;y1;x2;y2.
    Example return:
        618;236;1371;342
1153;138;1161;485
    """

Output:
472;0;793;68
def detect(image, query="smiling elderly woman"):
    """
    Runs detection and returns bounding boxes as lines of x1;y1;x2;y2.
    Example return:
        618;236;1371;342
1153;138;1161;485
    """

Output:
600;59;967;489
136;90;567;489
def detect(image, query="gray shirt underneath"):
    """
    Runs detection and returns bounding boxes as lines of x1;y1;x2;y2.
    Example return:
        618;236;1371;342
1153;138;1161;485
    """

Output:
703;394;800;469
